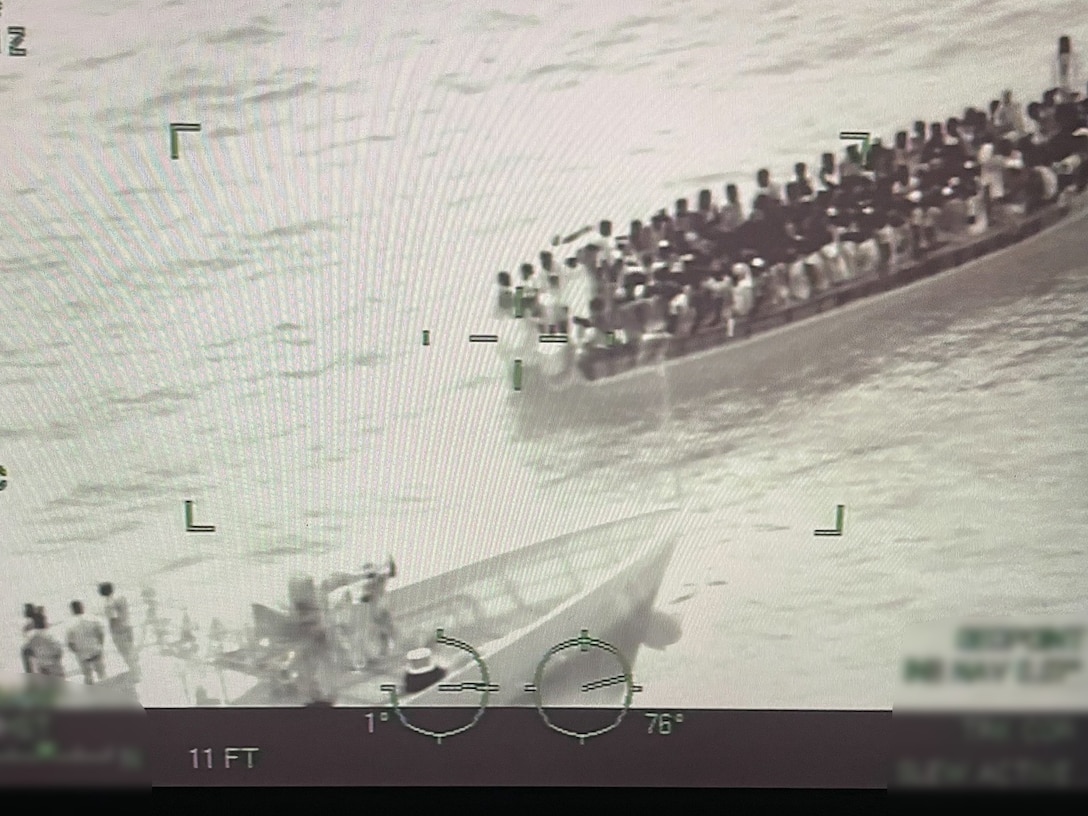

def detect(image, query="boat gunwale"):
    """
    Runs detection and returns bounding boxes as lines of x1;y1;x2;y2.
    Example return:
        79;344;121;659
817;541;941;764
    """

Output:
214;516;682;706
551;196;1087;388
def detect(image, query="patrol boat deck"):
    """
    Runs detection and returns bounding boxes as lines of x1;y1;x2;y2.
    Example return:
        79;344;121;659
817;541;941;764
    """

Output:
103;508;681;707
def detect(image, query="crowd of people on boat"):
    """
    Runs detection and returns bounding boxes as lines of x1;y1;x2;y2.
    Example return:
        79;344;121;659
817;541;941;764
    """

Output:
492;41;1088;372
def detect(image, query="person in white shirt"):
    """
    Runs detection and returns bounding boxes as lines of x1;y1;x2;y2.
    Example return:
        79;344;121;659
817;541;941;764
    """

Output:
753;168;784;207
537;275;565;334
67;600;106;685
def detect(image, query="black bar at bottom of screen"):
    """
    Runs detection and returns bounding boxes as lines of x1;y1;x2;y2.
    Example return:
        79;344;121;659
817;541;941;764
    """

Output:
6;709;1084;788
139;708;1087;788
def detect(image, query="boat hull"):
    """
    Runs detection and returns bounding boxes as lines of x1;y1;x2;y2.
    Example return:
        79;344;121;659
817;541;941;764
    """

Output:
130;509;682;707
511;196;1088;424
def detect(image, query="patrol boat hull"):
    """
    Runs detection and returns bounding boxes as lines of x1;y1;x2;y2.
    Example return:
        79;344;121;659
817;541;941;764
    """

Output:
211;508;681;707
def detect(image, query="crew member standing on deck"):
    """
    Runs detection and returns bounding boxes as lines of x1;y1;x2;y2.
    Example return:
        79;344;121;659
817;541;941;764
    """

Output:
66;601;106;685
288;574;336;704
99;582;139;680
360;557;397;662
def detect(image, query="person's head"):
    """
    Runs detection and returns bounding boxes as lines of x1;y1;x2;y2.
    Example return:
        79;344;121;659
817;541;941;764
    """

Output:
23;602;35;618
930;121;943;139
1060;35;1071;55
756;168;770;186
539;250;553;268
497;271;511;287
1027;101;1041;121
698;188;712;211
589;297;603;314
564;256;577;269
895;130;908;150
946;117;959;136
1001;89;1013;105
725;183;739;203
821;152;835;172
914;120;925;137
989;99;1001;116
70;600;84;616
674;198;688;217
599;220;612;237
98;582;113;598
547;274;559;290
519;262;533;280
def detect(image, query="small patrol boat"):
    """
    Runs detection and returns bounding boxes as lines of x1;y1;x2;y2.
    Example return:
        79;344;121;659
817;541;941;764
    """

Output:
106;508;682;707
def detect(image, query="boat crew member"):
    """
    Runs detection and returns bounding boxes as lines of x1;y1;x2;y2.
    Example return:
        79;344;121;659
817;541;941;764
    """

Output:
360;558;397;661
288;574;336;704
66;601;106;685
99;582;139;679
403;647;447;695
25;610;66;678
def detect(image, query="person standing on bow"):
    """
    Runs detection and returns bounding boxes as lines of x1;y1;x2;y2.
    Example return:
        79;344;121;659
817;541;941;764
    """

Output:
99;582;139;680
359;557;397;664
66;601;106;685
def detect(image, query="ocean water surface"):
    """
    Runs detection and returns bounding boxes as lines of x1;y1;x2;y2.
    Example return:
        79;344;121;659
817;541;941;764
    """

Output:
0;0;1085;707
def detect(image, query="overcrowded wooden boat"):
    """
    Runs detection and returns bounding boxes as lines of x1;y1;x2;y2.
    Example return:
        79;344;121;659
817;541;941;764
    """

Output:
509;191;1088;412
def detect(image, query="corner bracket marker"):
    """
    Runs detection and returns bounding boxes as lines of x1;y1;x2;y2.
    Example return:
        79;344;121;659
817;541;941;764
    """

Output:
185;500;216;533
814;504;845;537
170;122;202;160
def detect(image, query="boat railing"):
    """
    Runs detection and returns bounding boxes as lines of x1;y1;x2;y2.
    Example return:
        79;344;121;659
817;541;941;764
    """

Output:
575;197;1076;382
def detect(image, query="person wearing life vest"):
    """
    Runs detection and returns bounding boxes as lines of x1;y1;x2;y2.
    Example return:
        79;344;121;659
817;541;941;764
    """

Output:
99;582;139;680
66;600;106;685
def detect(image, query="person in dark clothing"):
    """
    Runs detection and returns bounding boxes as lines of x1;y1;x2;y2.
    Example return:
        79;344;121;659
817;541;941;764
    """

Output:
20;603;38;673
